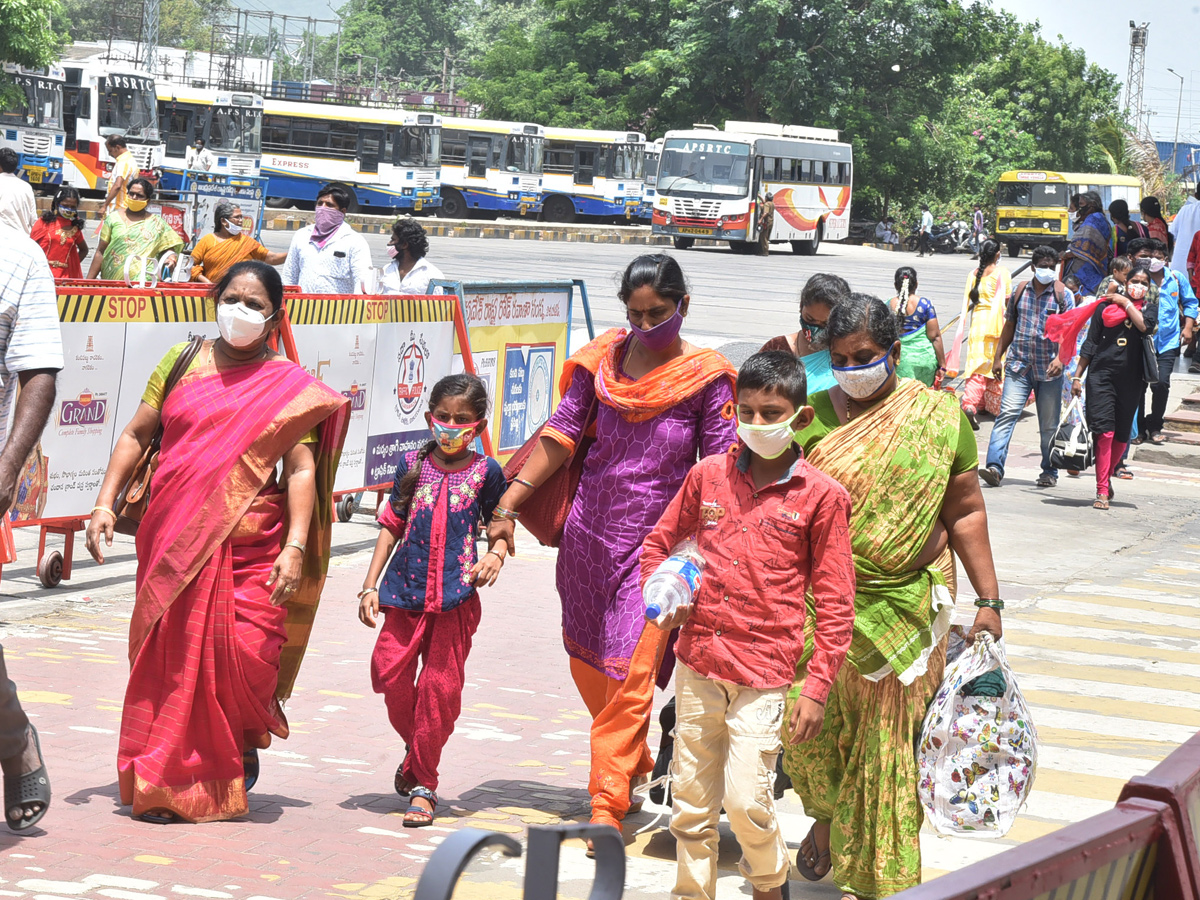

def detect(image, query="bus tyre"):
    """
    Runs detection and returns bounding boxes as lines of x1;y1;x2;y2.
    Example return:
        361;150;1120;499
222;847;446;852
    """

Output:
672;237;694;250
543;195;577;224
265;197;293;209
1006;241;1021;258
437;188;468;219
792;222;823;255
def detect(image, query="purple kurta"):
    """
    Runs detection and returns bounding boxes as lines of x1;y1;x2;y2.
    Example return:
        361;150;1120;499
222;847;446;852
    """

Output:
547;361;737;682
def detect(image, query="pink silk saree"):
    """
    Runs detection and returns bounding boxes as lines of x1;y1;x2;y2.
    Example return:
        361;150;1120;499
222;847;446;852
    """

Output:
118;357;349;822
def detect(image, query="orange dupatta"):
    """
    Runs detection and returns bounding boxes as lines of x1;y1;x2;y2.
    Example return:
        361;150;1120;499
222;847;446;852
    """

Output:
562;328;737;423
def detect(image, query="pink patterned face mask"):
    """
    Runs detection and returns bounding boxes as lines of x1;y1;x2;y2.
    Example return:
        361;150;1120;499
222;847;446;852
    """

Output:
311;205;345;247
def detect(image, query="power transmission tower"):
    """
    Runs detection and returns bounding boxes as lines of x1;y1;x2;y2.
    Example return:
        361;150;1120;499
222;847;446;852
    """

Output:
140;0;161;72
1126;21;1150;138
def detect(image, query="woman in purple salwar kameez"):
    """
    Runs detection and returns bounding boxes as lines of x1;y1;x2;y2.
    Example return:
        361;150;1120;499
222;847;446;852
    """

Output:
490;255;737;831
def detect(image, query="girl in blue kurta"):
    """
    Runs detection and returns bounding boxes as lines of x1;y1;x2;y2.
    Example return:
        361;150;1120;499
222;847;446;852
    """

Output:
358;374;507;827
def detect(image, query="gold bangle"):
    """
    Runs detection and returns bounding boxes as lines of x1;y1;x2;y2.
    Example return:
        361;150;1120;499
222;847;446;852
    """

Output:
485;549;505;562
284;540;307;554
91;505;116;519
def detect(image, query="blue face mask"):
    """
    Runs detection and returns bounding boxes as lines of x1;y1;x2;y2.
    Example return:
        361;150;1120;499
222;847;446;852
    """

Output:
831;352;895;400
802;321;829;350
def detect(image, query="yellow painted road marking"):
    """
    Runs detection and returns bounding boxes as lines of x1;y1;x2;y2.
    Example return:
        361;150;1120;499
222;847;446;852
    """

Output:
1022;690;1200;728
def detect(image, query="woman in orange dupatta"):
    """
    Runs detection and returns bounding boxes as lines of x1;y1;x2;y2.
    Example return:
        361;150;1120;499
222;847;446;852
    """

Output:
490;255;738;832
85;261;349;823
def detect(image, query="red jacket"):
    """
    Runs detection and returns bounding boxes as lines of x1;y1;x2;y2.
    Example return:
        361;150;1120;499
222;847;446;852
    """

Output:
641;446;856;699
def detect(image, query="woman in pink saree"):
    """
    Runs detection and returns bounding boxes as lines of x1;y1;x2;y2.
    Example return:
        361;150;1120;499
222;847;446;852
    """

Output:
85;261;349;823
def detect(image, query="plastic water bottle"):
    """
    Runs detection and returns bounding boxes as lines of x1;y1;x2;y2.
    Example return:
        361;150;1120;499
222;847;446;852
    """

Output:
644;538;706;625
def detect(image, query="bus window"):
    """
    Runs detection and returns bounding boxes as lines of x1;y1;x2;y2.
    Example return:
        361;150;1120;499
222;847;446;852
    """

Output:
210;106;261;154
545;141;573;174
442;131;467;165
263;115;290;151
612;143;643;179
997;182;1069;207
467;136;490;177
328;120;357;157
761;157;779;181
396;125;437;167
814;161;827;183
506;135;541;174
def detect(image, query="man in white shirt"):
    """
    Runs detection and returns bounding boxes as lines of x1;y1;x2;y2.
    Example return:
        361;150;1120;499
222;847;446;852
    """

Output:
185;139;215;173
917;204;934;257
0;149;37;234
0;224;63;830
1170;185;1200;277
280;184;372;294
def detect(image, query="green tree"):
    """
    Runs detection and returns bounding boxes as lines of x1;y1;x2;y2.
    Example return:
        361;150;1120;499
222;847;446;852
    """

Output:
3;0;64;68
334;0;466;87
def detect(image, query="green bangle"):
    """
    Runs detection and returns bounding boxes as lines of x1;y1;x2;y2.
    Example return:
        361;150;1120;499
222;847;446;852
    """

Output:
973;597;1005;611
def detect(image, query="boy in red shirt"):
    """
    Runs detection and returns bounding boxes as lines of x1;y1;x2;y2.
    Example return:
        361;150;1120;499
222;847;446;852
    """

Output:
641;350;856;900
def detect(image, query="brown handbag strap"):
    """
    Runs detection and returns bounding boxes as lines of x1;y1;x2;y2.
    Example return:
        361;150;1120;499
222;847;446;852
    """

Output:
149;335;205;449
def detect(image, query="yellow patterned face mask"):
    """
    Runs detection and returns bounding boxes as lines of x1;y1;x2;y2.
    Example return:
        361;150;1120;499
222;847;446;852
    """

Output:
126;197;148;212
430;419;481;455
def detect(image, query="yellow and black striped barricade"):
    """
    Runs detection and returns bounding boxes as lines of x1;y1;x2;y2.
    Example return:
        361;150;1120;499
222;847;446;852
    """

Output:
891;798;1194;900
1120;730;1200;897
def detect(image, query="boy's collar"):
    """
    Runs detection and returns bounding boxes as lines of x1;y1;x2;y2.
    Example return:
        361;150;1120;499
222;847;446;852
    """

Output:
734;444;806;485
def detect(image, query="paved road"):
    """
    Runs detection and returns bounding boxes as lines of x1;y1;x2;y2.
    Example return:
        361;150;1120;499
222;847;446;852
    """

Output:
261;233;1018;361
1;238;1196;898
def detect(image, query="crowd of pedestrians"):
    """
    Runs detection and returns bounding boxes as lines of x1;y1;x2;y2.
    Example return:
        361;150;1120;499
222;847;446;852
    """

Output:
0;163;1194;900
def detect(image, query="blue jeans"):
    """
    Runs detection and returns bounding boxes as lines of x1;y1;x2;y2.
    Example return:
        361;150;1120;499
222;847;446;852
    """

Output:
985;368;1063;479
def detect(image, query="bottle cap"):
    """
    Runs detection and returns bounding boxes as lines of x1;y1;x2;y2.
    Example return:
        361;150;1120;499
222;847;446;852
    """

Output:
645;604;661;619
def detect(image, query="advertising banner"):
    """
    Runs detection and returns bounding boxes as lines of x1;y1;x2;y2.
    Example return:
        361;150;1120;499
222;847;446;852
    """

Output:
441;280;575;462
23;290;459;523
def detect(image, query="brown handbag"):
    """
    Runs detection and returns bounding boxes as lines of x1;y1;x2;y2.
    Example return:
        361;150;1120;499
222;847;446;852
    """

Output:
502;395;598;548
112;336;205;535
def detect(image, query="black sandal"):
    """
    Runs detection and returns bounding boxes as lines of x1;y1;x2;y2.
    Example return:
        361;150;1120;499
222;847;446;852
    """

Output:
4;725;50;832
403;786;437;828
796;824;831;881
243;748;259;792
138;808;176;824
394;757;415;797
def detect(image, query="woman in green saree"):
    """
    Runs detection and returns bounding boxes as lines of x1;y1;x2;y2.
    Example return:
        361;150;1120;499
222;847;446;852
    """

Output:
781;293;1003;900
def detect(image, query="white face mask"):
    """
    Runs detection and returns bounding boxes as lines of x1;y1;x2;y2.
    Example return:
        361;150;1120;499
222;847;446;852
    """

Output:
832;351;895;400
737;410;802;460
224;219;243;236
217;302;272;349
1033;267;1056;284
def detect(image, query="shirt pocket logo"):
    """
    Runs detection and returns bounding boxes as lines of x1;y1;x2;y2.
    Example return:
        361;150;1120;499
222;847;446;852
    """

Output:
699;501;726;528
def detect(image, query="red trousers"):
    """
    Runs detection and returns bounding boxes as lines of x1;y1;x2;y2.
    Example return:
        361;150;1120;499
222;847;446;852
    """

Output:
370;597;481;792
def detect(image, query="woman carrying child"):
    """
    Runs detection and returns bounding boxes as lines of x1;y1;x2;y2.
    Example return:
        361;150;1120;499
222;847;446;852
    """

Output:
358;374;508;826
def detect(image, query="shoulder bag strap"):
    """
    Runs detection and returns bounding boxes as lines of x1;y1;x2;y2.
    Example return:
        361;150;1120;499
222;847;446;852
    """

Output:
149;335;205;450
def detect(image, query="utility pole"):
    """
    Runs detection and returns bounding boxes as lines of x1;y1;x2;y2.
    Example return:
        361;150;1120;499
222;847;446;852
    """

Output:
1168;67;1184;176
442;47;449;94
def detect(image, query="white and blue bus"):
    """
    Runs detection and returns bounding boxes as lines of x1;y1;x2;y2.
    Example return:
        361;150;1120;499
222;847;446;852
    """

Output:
637;137;662;222
260;99;441;213
157;87;264;189
1;63;65;188
437;117;543;219
540;127;645;222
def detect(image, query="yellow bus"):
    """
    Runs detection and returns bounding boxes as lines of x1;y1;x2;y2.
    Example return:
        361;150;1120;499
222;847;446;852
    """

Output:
995;171;1141;257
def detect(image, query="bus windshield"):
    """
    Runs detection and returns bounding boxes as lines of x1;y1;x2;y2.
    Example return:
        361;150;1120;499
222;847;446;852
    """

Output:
505;135;543;174
611;143;644;180
396;125;440;167
209;106;261;153
0;73;62;129
997;181;1069;209
657;139;751;197
644;153;660;186
100;75;158;141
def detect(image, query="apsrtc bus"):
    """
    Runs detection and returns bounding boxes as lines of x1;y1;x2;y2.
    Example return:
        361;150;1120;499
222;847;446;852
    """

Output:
260;99;440;212
438;117;543;219
540;127;645;222
652;122;852;254
61;59;162;194
157;87;264;188
637;137;663;222
1;63;65;188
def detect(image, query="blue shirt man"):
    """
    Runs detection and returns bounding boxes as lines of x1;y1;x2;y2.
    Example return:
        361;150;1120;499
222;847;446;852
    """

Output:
981;246;1071;488
1138;246;1199;439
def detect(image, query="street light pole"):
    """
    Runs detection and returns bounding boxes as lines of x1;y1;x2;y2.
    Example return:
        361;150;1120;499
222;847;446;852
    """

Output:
1168;68;1184;176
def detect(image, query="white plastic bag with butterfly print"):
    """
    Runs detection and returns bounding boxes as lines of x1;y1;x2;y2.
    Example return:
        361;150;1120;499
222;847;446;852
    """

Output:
916;632;1037;839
